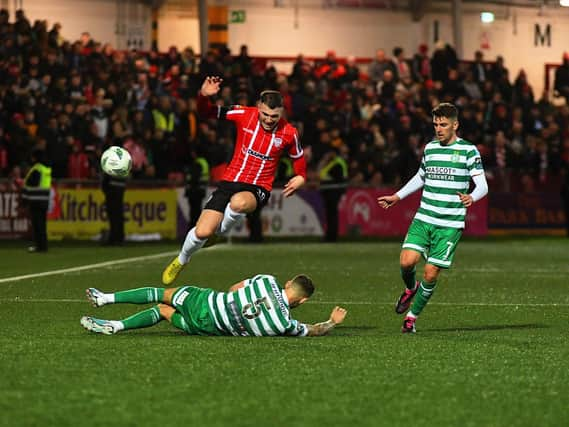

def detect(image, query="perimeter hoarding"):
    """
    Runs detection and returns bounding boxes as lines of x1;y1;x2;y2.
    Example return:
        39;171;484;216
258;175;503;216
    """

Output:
176;188;325;238
48;187;177;240
338;188;488;236
0;191;30;238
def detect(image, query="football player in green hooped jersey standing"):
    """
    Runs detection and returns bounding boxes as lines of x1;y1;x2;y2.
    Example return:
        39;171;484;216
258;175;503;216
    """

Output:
378;103;488;333
80;274;347;337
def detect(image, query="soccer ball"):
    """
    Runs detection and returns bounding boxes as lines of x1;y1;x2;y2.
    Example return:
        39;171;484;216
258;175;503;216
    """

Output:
100;146;132;178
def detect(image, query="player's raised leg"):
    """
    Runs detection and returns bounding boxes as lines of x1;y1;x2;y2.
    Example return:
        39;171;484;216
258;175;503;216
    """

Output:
217;191;256;235
86;286;165;306
163;209;223;285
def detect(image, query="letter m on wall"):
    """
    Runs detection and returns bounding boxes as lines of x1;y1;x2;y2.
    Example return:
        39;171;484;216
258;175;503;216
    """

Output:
534;23;551;47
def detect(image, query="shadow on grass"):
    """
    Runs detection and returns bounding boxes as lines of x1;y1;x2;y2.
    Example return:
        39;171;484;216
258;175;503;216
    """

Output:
423;323;548;333
102;326;381;338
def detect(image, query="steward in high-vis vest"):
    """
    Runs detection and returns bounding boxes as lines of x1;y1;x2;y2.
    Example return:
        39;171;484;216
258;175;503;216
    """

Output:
185;151;210;229
152;96;176;134
318;147;348;242
22;149;52;252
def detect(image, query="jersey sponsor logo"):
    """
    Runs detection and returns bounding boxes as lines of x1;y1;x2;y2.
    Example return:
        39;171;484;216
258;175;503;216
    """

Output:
269;281;289;318
273;137;283;148
241;146;274;161
173;290;189;306
425;166;456;181
227;300;248;335
242;127;254;134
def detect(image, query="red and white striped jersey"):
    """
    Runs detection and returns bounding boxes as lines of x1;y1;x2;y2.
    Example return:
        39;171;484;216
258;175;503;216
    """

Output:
198;94;306;192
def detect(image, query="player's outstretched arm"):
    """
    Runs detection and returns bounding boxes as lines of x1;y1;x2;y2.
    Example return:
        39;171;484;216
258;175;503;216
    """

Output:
378;170;425;209
377;194;400;209
306;306;347;337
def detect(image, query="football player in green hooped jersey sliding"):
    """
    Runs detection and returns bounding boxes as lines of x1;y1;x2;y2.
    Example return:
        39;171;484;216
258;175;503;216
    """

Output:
378;103;488;333
80;274;347;337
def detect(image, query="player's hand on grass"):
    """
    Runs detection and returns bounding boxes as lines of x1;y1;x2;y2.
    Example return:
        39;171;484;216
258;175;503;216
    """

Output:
329;306;347;325
200;76;223;96
377;194;400;209
457;191;473;207
283;175;305;197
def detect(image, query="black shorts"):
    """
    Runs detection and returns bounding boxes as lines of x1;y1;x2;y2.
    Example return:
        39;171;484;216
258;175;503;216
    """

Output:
204;181;270;213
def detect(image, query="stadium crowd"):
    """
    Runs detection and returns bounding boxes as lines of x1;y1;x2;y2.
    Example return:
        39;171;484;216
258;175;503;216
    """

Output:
1;9;569;194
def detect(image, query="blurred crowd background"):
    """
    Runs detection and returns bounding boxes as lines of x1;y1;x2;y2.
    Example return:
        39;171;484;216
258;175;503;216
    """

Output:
1;8;569;195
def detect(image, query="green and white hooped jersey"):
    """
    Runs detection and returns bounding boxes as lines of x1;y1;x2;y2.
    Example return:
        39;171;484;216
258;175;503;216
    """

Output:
415;138;484;229
207;274;308;337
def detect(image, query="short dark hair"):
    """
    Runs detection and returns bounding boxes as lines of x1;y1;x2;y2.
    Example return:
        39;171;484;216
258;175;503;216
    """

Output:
259;90;283;109
291;274;314;298
432;103;458;120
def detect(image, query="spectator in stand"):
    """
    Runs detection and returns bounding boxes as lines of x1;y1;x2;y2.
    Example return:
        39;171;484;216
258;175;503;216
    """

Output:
0;126;9;175
377;69;396;103
392;47;410;82
463;70;482;100
471;50;489;84
180;47;197;74
430;41;449;82
67;140;90;179
48;22;62;48
343;55;360;87
79;31;94;54
110;106;131;145
411;44;431;83
554;52;569;104
512;70;534;113
485;131;518;191
233;44;253;78
560;138;569;236
490;55;509;83
368;48;395;84
123;136;150;180
291;54;311;84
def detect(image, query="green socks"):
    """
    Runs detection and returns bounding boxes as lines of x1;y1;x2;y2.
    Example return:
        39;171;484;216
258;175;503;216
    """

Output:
409;280;436;316
400;267;417;290
114;287;165;304
121;306;162;330
106;288;165;332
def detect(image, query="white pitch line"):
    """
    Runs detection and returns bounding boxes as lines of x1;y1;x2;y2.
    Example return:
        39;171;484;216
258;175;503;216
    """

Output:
0;298;566;307
0;251;179;284
312;301;569;307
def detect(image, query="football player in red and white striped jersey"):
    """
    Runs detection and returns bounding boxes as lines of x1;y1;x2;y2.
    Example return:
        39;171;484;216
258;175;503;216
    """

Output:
162;76;307;285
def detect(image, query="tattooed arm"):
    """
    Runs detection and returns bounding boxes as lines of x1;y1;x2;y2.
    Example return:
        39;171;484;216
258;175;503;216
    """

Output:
306;306;347;337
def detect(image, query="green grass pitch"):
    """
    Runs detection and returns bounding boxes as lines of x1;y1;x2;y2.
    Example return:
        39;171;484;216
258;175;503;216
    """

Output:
0;239;567;427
